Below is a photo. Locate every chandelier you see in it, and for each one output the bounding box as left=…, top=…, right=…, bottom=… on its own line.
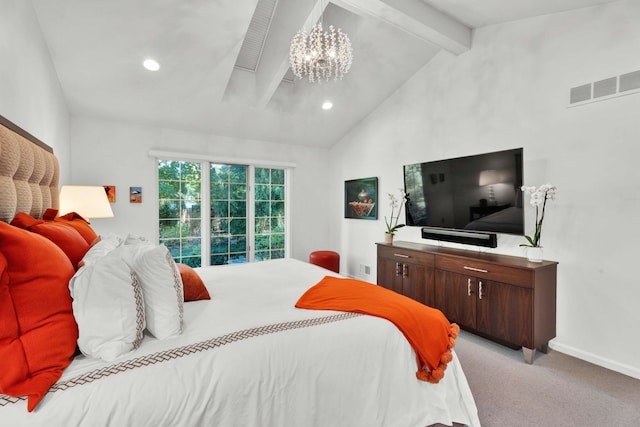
left=289, top=22, right=353, bottom=83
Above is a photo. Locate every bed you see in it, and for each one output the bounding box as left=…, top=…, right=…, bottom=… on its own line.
left=0, top=115, right=480, bottom=427
left=464, top=206, right=523, bottom=234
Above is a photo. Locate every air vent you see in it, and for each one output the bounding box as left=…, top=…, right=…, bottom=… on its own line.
left=620, top=70, right=640, bottom=92
left=570, top=84, right=591, bottom=103
left=234, top=0, right=279, bottom=72
left=593, top=77, right=616, bottom=98
left=569, top=69, right=640, bottom=106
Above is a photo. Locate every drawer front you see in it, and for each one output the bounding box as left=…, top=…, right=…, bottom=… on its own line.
left=378, top=245, right=435, bottom=267
left=436, top=255, right=533, bottom=288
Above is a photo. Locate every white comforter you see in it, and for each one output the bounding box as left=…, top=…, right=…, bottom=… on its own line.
left=1, top=258, right=480, bottom=427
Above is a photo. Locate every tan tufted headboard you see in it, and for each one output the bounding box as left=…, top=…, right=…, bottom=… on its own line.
left=0, top=115, right=60, bottom=222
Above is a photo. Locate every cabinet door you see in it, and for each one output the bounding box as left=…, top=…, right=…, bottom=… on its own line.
left=403, top=262, right=436, bottom=307
left=377, top=256, right=404, bottom=295
left=435, top=270, right=476, bottom=328
left=476, top=280, right=533, bottom=348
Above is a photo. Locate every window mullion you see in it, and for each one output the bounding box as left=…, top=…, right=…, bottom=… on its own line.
left=284, top=168, right=291, bottom=258
left=247, top=165, right=256, bottom=263
left=201, top=161, right=211, bottom=266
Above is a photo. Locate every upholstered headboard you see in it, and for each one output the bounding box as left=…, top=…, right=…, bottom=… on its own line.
left=0, top=115, right=59, bottom=222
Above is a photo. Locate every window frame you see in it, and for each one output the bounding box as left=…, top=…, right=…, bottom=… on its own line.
left=152, top=150, right=295, bottom=267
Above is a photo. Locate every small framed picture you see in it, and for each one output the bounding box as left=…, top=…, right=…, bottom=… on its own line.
left=103, top=185, right=116, bottom=203
left=129, top=186, right=142, bottom=203
left=344, top=177, right=378, bottom=220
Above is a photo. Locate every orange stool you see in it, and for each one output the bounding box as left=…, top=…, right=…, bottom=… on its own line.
left=309, top=250, right=340, bottom=273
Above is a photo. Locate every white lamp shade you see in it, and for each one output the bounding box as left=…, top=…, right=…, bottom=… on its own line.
left=479, top=170, right=502, bottom=186
left=59, top=186, right=114, bottom=219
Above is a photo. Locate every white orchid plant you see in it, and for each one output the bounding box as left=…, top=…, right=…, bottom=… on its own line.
left=520, top=184, right=557, bottom=248
left=385, top=189, right=407, bottom=235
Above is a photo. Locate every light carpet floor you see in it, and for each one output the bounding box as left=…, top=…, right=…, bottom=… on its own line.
left=452, top=330, right=640, bottom=426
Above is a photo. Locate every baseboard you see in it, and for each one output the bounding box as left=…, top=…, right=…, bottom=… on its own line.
left=550, top=342, right=640, bottom=380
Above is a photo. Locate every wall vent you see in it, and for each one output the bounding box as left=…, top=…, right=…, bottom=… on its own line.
left=569, top=69, right=640, bottom=107
left=619, top=70, right=640, bottom=92
left=570, top=84, right=591, bottom=103
left=593, top=77, right=616, bottom=98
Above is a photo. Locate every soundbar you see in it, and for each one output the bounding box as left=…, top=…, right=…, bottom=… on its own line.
left=421, top=227, right=497, bottom=248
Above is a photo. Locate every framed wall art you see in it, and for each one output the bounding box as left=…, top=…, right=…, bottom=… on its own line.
left=130, top=186, right=142, bottom=203
left=344, top=177, right=378, bottom=220
left=103, top=185, right=116, bottom=203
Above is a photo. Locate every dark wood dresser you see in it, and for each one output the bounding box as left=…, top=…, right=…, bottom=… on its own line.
left=377, top=241, right=558, bottom=363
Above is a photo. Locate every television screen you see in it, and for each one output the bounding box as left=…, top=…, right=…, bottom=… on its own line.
left=403, top=148, right=524, bottom=235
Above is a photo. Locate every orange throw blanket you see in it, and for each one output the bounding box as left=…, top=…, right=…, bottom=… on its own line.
left=295, top=276, right=459, bottom=383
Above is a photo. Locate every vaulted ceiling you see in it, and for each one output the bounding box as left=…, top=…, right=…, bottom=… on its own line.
left=31, top=0, right=618, bottom=147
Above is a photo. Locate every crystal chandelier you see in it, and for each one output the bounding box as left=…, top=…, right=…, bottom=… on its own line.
left=289, top=22, right=353, bottom=83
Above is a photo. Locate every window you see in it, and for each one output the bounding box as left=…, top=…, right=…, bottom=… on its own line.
left=210, top=164, right=248, bottom=265
left=158, top=159, right=289, bottom=267
left=158, top=161, right=202, bottom=267
left=254, top=167, right=285, bottom=261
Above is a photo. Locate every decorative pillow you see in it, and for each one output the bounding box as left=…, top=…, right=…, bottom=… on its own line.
left=0, top=222, right=77, bottom=412
left=9, top=211, right=42, bottom=229
left=79, top=233, right=123, bottom=267
left=27, top=221, right=90, bottom=269
left=42, top=208, right=59, bottom=220
left=124, top=233, right=150, bottom=245
left=69, top=246, right=146, bottom=362
left=55, top=212, right=98, bottom=245
left=177, top=263, right=211, bottom=302
left=127, top=244, right=184, bottom=340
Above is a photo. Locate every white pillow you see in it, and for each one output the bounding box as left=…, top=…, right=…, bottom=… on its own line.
left=127, top=244, right=184, bottom=340
left=124, top=233, right=150, bottom=245
left=80, top=233, right=123, bottom=266
left=69, top=247, right=146, bottom=362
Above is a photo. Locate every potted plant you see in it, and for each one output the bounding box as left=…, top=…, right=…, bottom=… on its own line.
left=520, top=184, right=557, bottom=262
left=384, top=189, right=407, bottom=244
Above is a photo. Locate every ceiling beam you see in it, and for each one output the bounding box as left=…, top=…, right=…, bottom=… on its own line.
left=254, top=0, right=471, bottom=108
left=254, top=0, right=323, bottom=108
left=334, top=0, right=471, bottom=54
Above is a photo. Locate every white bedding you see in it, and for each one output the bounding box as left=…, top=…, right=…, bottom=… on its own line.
left=1, top=258, right=480, bottom=427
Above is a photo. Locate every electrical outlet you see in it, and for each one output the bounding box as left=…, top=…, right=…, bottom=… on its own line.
left=357, top=264, right=371, bottom=275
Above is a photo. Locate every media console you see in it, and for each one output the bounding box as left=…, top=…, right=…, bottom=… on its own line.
left=376, top=241, right=558, bottom=363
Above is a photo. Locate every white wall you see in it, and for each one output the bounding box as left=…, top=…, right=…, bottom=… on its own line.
left=70, top=116, right=333, bottom=263
left=330, top=0, right=640, bottom=378
left=0, top=0, right=70, bottom=181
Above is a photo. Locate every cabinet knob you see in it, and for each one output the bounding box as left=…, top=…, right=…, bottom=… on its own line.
left=402, top=264, right=408, bottom=278
left=395, top=262, right=401, bottom=277
left=479, top=281, right=483, bottom=300
left=467, top=278, right=472, bottom=296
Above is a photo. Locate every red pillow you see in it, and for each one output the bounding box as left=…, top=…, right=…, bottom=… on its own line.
left=0, top=222, right=78, bottom=412
left=42, top=208, right=59, bottom=221
left=10, top=212, right=92, bottom=269
left=177, top=263, right=211, bottom=302
left=27, top=221, right=90, bottom=269
left=55, top=212, right=98, bottom=245
left=9, top=212, right=43, bottom=229
left=44, top=209, right=98, bottom=246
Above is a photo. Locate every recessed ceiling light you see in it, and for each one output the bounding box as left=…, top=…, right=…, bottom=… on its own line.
left=143, top=59, right=160, bottom=71
left=322, top=101, right=333, bottom=110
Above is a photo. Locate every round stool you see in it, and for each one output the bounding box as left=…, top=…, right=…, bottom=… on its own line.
left=309, top=250, right=340, bottom=273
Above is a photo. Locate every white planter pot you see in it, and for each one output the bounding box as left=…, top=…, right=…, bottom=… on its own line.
left=526, top=246, right=543, bottom=262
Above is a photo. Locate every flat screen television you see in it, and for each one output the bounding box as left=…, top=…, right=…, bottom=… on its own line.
left=403, top=148, right=524, bottom=236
